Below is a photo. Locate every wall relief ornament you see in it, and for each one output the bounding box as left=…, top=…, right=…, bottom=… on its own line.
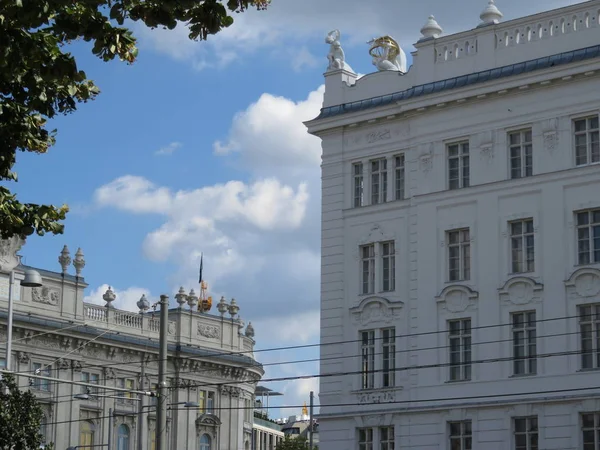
left=32, top=286, right=60, bottom=306
left=350, top=297, right=403, bottom=327
left=566, top=268, right=600, bottom=298
left=0, top=236, right=24, bottom=272
left=30, top=337, right=61, bottom=350
left=357, top=390, right=396, bottom=405
left=498, top=277, right=543, bottom=306
left=71, top=360, right=83, bottom=372
left=419, top=148, right=434, bottom=173
left=364, top=415, right=384, bottom=427
left=436, top=285, right=479, bottom=313
left=198, top=324, right=220, bottom=339
left=366, top=129, right=391, bottom=144
left=17, top=351, right=30, bottom=363
left=479, top=144, right=494, bottom=164
left=543, top=132, right=558, bottom=152
left=57, top=359, right=70, bottom=370
left=168, top=322, right=176, bottom=335
left=103, top=367, right=116, bottom=379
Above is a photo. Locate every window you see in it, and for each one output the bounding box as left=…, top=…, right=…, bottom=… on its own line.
left=117, top=424, right=130, bottom=450
left=582, top=412, right=600, bottom=449
left=576, top=209, right=600, bottom=265
left=361, top=330, right=375, bottom=389
left=0, top=358, right=5, bottom=379
left=574, top=116, right=599, bottom=166
left=81, top=372, right=99, bottom=395
left=79, top=421, right=95, bottom=448
left=448, top=142, right=470, bottom=190
left=39, top=415, right=47, bottom=444
left=198, top=390, right=215, bottom=413
left=380, top=427, right=394, bottom=450
left=32, top=363, right=51, bottom=391
left=360, top=244, right=375, bottom=295
left=512, top=312, right=537, bottom=375
left=509, top=129, right=533, bottom=179
left=395, top=154, right=405, bottom=200
left=514, top=416, right=538, bottom=450
left=447, top=229, right=471, bottom=281
left=381, top=241, right=395, bottom=292
left=448, top=319, right=471, bottom=381
left=510, top=219, right=535, bottom=273
left=579, top=304, right=600, bottom=369
left=449, top=420, right=472, bottom=450
left=358, top=428, right=373, bottom=450
left=199, top=434, right=211, bottom=450
left=353, top=163, right=364, bottom=207
left=117, top=378, right=135, bottom=403
left=370, top=159, right=387, bottom=204
left=382, top=328, right=395, bottom=388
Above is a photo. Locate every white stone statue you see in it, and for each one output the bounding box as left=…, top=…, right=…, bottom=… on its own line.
left=368, top=36, right=407, bottom=73
left=325, top=29, right=353, bottom=72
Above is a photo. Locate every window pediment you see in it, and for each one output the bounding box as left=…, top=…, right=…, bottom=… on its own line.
left=196, top=413, right=221, bottom=428
left=350, top=296, right=403, bottom=326
left=498, top=276, right=543, bottom=306
left=436, top=285, right=478, bottom=313
left=357, top=224, right=395, bottom=247
left=566, top=267, right=600, bottom=299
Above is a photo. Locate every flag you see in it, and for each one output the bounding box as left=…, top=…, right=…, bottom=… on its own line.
left=198, top=253, right=203, bottom=284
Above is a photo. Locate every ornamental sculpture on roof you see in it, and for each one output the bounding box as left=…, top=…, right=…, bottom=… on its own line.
left=368, top=35, right=407, bottom=73
left=325, top=29, right=353, bottom=72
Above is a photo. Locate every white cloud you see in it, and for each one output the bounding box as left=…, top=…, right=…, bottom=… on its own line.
left=253, top=310, right=320, bottom=345
left=84, top=284, right=151, bottom=313
left=155, top=141, right=182, bottom=156
left=135, top=0, right=583, bottom=70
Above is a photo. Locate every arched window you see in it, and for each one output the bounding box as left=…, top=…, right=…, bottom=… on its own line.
left=39, top=415, right=47, bottom=444
left=79, top=421, right=95, bottom=448
left=199, top=434, right=211, bottom=450
left=117, top=424, right=130, bottom=450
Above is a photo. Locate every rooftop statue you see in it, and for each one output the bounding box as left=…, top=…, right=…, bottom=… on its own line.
left=326, top=29, right=353, bottom=72
left=368, top=36, right=407, bottom=73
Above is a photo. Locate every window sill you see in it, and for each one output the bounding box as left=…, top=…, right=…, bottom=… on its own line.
left=445, top=379, right=472, bottom=384
left=577, top=367, right=600, bottom=373
left=508, top=373, right=537, bottom=378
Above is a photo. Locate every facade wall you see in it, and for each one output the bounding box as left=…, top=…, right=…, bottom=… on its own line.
left=0, top=261, right=261, bottom=450
left=308, top=1, right=600, bottom=449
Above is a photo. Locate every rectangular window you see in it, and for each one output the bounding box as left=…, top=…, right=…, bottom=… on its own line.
left=447, top=229, right=471, bottom=281
left=579, top=304, right=600, bottom=369
left=510, top=219, right=535, bottom=273
left=358, top=428, right=373, bottom=450
left=371, top=159, right=387, bottom=204
left=81, top=372, right=99, bottom=395
left=448, top=142, right=470, bottom=190
left=382, top=328, right=395, bottom=388
left=353, top=163, right=364, bottom=207
left=361, top=244, right=375, bottom=295
left=361, top=330, right=375, bottom=389
left=32, top=363, right=51, bottom=391
left=395, top=154, right=405, bottom=201
left=509, top=129, right=533, bottom=179
left=199, top=390, right=215, bottom=413
left=449, top=420, right=472, bottom=450
left=380, top=426, right=394, bottom=450
left=0, top=358, right=5, bottom=380
left=576, top=209, right=600, bottom=265
left=512, top=312, right=537, bottom=375
left=514, top=416, right=538, bottom=450
left=448, top=319, right=471, bottom=381
left=381, top=241, right=395, bottom=292
left=582, top=412, right=600, bottom=449
left=574, top=116, right=600, bottom=166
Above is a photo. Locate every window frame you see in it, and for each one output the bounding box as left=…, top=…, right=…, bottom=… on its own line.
left=379, top=426, right=394, bottom=450
left=448, top=319, right=472, bottom=382
left=116, top=377, right=135, bottom=403
left=198, top=390, right=216, bottom=414
left=512, top=311, right=537, bottom=376
left=394, top=154, right=405, bottom=201
left=357, top=427, right=373, bottom=450
left=32, top=362, right=51, bottom=391
left=579, top=304, right=600, bottom=369
left=117, top=424, right=130, bottom=450
left=370, top=158, right=388, bottom=205
left=353, top=162, right=364, bottom=208
left=381, top=328, right=395, bottom=388
left=447, top=141, right=470, bottom=190
left=513, top=416, right=538, bottom=450
left=381, top=241, right=395, bottom=292
left=448, top=420, right=472, bottom=450
left=199, top=433, right=212, bottom=450
left=447, top=228, right=471, bottom=282
left=81, top=371, right=99, bottom=395
left=508, top=129, right=533, bottom=179
left=576, top=208, right=600, bottom=266
left=510, top=219, right=535, bottom=274
left=573, top=115, right=600, bottom=166
left=360, top=244, right=376, bottom=295
left=360, top=330, right=375, bottom=390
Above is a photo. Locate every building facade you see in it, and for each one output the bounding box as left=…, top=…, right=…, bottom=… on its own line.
left=0, top=240, right=262, bottom=450
left=306, top=1, right=600, bottom=449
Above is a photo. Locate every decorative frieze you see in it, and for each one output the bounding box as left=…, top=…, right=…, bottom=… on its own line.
left=357, top=390, right=396, bottom=405
left=198, top=324, right=220, bottom=340
left=32, top=286, right=60, bottom=306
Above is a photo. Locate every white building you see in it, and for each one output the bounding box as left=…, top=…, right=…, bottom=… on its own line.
left=306, top=1, right=600, bottom=449
left=0, top=240, right=262, bottom=450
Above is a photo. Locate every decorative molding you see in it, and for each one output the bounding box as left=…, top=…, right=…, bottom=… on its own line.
left=498, top=277, right=543, bottom=305
left=366, top=129, right=391, bottom=144
left=72, top=360, right=83, bottom=372
left=219, top=385, right=242, bottom=397
left=103, top=367, right=117, bottom=380
left=543, top=131, right=559, bottom=152
left=57, top=359, right=70, bottom=370
left=480, top=144, right=494, bottom=164
left=350, top=296, right=404, bottom=327
left=419, top=144, right=434, bottom=173
left=168, top=322, right=176, bottom=335
left=357, top=224, right=396, bottom=248
left=436, top=285, right=479, bottom=313
left=356, top=389, right=397, bottom=405
left=31, top=286, right=60, bottom=306
left=17, top=351, right=30, bottom=364
left=198, top=324, right=220, bottom=340
left=364, top=415, right=385, bottom=427
left=566, top=267, right=600, bottom=299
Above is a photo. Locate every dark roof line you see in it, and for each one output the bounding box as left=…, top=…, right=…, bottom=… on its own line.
left=316, top=44, right=600, bottom=120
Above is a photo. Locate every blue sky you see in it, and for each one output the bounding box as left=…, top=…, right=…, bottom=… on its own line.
left=9, top=0, right=580, bottom=418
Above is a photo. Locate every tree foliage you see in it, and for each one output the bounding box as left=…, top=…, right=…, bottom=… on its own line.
left=0, top=0, right=270, bottom=239
left=275, top=435, right=318, bottom=450
left=0, top=373, right=54, bottom=449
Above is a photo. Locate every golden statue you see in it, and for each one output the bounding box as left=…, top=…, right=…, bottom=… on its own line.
left=367, top=35, right=407, bottom=72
